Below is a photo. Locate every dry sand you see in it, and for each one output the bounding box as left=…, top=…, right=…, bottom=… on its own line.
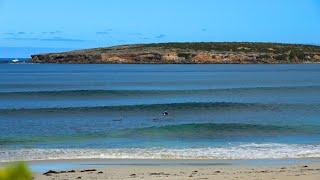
left=34, top=162, right=320, bottom=180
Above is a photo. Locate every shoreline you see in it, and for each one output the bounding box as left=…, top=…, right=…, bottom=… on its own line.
left=2, top=158, right=319, bottom=172
left=3, top=62, right=320, bottom=65
left=27, top=158, right=320, bottom=180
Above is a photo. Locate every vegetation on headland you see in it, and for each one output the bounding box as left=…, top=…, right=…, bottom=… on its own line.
left=143, top=42, right=319, bottom=53
left=31, top=42, right=320, bottom=64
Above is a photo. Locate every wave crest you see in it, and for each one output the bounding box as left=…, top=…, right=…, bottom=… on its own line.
left=2, top=143, right=320, bottom=162
left=110, top=123, right=320, bottom=138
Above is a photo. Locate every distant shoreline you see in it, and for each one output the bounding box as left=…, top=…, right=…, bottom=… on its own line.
left=31, top=42, right=320, bottom=64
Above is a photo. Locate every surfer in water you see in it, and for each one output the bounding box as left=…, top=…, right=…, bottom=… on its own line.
left=162, top=111, right=169, bottom=116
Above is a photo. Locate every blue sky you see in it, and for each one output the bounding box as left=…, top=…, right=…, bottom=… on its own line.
left=1, top=0, right=320, bottom=57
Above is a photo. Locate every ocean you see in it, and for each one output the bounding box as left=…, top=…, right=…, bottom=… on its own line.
left=1, top=64, right=320, bottom=162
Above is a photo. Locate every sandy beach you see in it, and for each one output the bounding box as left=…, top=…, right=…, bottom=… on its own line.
left=34, top=164, right=320, bottom=180
left=30, top=159, right=320, bottom=180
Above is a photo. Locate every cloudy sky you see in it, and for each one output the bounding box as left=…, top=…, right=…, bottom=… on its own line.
left=1, top=0, right=320, bottom=57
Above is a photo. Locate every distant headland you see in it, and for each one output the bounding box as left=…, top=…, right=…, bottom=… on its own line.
left=31, top=42, right=320, bottom=64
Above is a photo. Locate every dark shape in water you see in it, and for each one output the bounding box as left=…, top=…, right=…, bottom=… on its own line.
left=162, top=111, right=169, bottom=116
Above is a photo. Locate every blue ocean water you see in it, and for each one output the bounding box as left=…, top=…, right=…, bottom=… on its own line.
left=0, top=64, right=320, bottom=161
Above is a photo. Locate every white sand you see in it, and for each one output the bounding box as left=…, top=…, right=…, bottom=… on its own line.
left=33, top=160, right=320, bottom=180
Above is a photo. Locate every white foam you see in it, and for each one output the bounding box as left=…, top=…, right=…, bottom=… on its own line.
left=1, top=143, right=320, bottom=162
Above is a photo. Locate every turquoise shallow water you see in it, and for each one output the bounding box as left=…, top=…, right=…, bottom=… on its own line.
left=0, top=64, right=320, bottom=161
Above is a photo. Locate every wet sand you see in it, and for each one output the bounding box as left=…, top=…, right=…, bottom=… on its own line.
left=31, top=159, right=320, bottom=180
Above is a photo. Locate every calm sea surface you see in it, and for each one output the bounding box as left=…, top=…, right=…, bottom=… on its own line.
left=1, top=64, right=320, bottom=161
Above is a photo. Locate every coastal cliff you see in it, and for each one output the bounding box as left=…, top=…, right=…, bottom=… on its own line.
left=31, top=42, right=320, bottom=64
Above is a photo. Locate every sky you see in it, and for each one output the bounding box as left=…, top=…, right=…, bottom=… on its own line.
left=1, top=0, right=320, bottom=57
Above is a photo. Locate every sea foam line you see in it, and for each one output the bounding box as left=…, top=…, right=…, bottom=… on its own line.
left=1, top=143, right=320, bottom=162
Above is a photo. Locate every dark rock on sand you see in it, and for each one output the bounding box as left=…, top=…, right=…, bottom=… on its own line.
left=80, top=169, right=97, bottom=172
left=43, top=170, right=58, bottom=176
left=149, top=172, right=170, bottom=176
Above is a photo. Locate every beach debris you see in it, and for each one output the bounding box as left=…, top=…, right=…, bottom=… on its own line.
left=130, top=173, right=137, bottom=176
left=76, top=176, right=82, bottom=179
left=214, top=170, right=221, bottom=173
left=149, top=172, right=170, bottom=176
left=43, top=169, right=76, bottom=176
left=80, top=169, right=97, bottom=172
left=303, top=165, right=308, bottom=168
left=43, top=170, right=58, bottom=175
left=98, top=171, right=103, bottom=174
left=191, top=170, right=198, bottom=175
